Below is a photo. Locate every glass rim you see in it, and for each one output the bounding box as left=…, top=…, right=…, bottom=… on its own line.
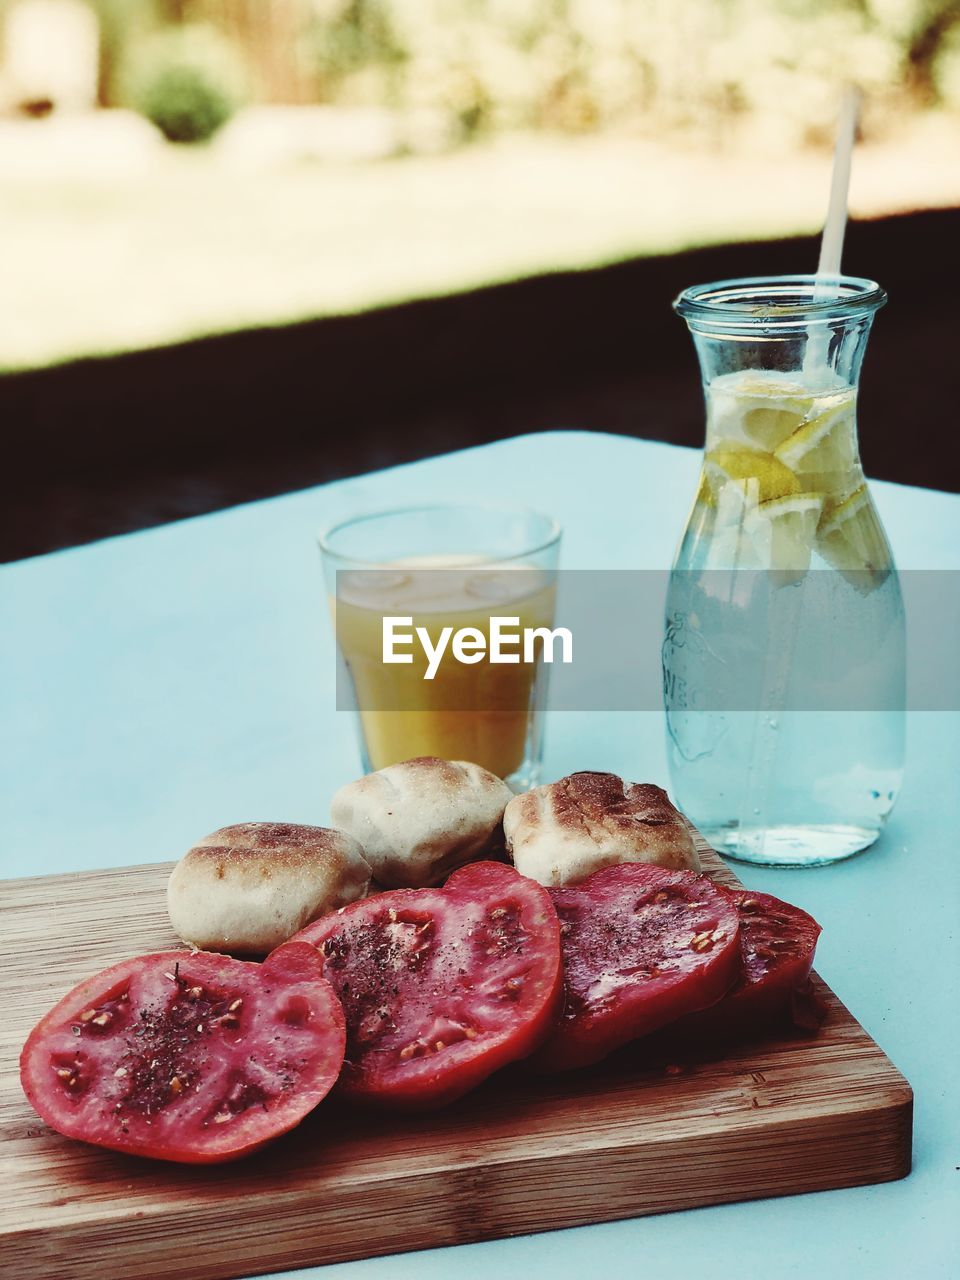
left=318, top=500, right=562, bottom=568
left=674, top=273, right=887, bottom=328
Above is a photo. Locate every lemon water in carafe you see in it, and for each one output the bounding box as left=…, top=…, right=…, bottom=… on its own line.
left=663, top=277, right=905, bottom=866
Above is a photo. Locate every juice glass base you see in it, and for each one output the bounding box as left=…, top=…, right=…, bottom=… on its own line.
left=504, top=756, right=542, bottom=794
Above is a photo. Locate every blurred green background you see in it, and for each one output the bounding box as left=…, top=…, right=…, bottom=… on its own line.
left=1, top=0, right=959, bottom=370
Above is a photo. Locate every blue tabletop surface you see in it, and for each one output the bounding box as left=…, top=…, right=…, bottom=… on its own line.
left=2, top=432, right=958, bottom=1279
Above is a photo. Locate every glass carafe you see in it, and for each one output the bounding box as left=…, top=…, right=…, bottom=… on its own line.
left=662, top=275, right=905, bottom=867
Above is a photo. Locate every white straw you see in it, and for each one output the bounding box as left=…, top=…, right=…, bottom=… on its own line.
left=816, top=85, right=861, bottom=287
left=805, top=86, right=861, bottom=377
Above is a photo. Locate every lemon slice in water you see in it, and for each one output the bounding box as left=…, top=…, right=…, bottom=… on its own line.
left=693, top=471, right=715, bottom=509
left=709, top=373, right=816, bottom=450
left=705, top=445, right=803, bottom=504
left=816, top=484, right=891, bottom=591
left=746, top=492, right=823, bottom=582
left=704, top=498, right=760, bottom=571
left=739, top=384, right=815, bottom=451
left=774, top=401, right=857, bottom=491
left=743, top=401, right=811, bottom=451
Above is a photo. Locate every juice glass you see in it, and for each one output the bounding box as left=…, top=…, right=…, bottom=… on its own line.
left=320, top=503, right=561, bottom=790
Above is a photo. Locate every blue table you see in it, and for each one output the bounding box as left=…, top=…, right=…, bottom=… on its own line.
left=3, top=432, right=958, bottom=1279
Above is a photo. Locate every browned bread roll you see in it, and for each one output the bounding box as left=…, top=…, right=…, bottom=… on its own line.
left=167, top=822, right=371, bottom=955
left=503, top=772, right=700, bottom=886
left=330, top=757, right=514, bottom=888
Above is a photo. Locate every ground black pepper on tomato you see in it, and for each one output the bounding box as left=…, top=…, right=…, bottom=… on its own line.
left=278, top=861, right=562, bottom=1107
left=19, top=943, right=345, bottom=1163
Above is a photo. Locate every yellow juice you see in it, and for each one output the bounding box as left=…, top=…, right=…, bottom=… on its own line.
left=334, top=558, right=556, bottom=779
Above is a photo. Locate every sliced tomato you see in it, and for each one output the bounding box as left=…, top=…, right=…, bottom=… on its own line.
left=280, top=861, right=562, bottom=1108
left=534, top=864, right=742, bottom=1070
left=19, top=943, right=345, bottom=1163
left=691, top=889, right=824, bottom=1034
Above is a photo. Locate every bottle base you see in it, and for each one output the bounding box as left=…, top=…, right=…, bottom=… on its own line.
left=703, top=823, right=882, bottom=868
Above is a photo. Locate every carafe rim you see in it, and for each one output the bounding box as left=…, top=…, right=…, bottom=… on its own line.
left=674, top=274, right=886, bottom=331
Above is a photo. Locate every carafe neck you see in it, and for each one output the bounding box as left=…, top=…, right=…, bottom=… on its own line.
left=675, top=274, right=885, bottom=402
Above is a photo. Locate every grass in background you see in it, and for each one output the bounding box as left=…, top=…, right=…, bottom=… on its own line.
left=1, top=115, right=959, bottom=372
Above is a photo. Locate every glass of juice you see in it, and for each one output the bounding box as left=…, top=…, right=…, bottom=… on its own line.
left=319, top=504, right=561, bottom=790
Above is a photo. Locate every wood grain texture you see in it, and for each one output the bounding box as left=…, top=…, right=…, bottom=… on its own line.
left=0, top=840, right=913, bottom=1280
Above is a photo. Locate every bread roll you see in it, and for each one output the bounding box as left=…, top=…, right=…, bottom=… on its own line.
left=330, top=757, right=514, bottom=888
left=167, top=822, right=371, bottom=955
left=503, top=772, right=700, bottom=886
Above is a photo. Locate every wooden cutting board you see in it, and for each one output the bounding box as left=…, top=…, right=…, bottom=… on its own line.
left=1, top=840, right=912, bottom=1280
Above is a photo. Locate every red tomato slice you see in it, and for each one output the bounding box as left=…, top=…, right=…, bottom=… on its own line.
left=19, top=943, right=345, bottom=1164
left=534, top=864, right=742, bottom=1070
left=700, top=889, right=823, bottom=1032
left=280, top=861, right=562, bottom=1108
